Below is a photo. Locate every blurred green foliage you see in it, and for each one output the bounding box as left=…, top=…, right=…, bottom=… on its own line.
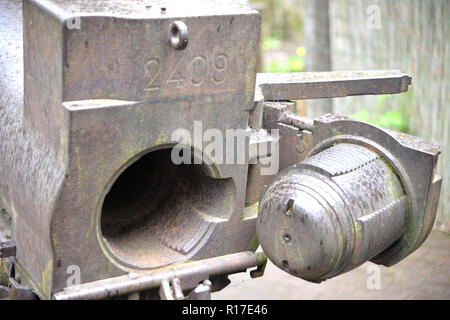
left=266, top=54, right=305, bottom=73
left=262, top=36, right=282, bottom=51
left=350, top=94, right=410, bottom=133
left=251, top=0, right=304, bottom=72
left=262, top=32, right=306, bottom=73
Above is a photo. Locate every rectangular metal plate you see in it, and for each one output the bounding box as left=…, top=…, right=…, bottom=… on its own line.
left=257, top=70, right=412, bottom=100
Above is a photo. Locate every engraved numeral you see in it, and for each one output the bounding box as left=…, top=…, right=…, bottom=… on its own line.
left=212, top=53, right=227, bottom=84
left=144, top=59, right=161, bottom=92
left=145, top=52, right=229, bottom=93
left=190, top=56, right=206, bottom=86
left=167, top=57, right=186, bottom=88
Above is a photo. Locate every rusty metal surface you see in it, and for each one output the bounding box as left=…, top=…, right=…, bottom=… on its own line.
left=245, top=127, right=280, bottom=206
left=257, top=143, right=406, bottom=282
left=311, top=115, right=441, bottom=267
left=256, top=109, right=441, bottom=282
left=0, top=0, right=442, bottom=300
left=0, top=0, right=65, bottom=298
left=53, top=251, right=266, bottom=300
left=35, top=0, right=257, bottom=18
left=8, top=277, right=38, bottom=300
left=0, top=285, right=8, bottom=299
left=0, top=211, right=16, bottom=258
left=256, top=70, right=412, bottom=100
left=0, top=0, right=261, bottom=299
left=279, top=112, right=314, bottom=131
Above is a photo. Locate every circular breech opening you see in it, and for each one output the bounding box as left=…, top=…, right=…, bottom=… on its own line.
left=100, top=148, right=234, bottom=269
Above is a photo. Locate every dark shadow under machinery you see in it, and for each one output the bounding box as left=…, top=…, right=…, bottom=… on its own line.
left=0, top=0, right=442, bottom=300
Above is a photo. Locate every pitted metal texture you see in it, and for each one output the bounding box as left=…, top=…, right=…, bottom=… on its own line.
left=257, top=143, right=407, bottom=282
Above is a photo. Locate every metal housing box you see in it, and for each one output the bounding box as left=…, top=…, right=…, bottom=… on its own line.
left=3, top=0, right=261, bottom=298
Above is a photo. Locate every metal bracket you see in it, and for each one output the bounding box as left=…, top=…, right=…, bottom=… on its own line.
left=8, top=278, right=38, bottom=300
left=159, top=278, right=185, bottom=300
left=184, top=280, right=212, bottom=300
left=159, top=278, right=212, bottom=300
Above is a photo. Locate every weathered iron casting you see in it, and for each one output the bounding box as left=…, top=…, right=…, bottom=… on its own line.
left=256, top=116, right=441, bottom=282
left=0, top=0, right=442, bottom=300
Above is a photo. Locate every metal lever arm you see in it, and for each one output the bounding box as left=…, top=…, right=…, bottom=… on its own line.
left=256, top=70, right=412, bottom=101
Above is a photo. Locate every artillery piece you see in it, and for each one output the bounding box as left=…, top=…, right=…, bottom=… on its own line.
left=0, top=0, right=441, bottom=300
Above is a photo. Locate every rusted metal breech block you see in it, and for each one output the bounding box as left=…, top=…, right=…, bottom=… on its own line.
left=0, top=0, right=442, bottom=300
left=252, top=71, right=441, bottom=283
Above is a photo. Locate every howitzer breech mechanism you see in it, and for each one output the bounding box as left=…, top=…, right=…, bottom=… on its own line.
left=0, top=0, right=442, bottom=300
